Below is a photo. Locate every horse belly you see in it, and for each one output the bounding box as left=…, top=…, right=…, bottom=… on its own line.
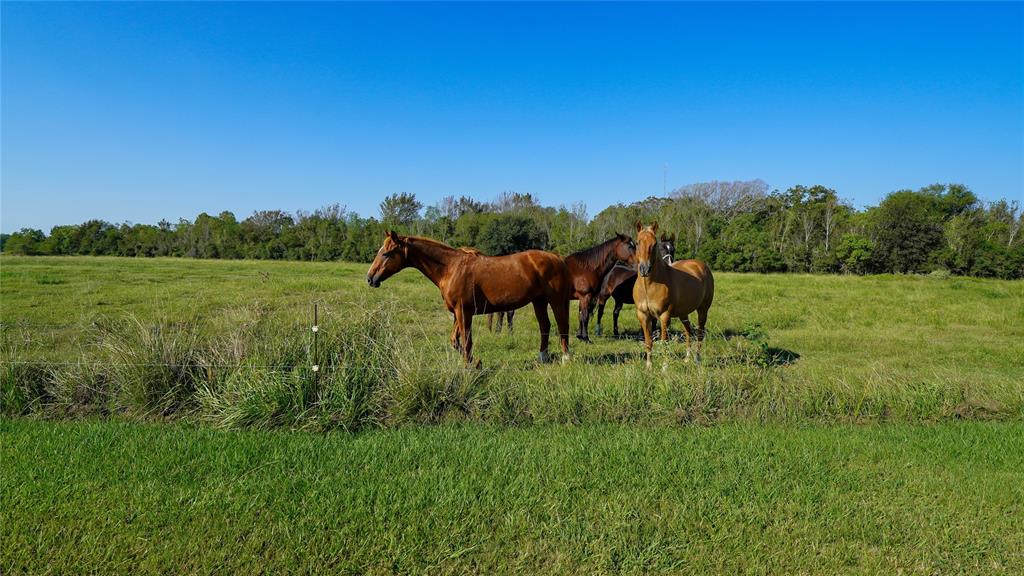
left=472, top=265, right=537, bottom=312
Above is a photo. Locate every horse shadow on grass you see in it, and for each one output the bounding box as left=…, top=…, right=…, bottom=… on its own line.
left=578, top=351, right=643, bottom=365
left=590, top=326, right=800, bottom=368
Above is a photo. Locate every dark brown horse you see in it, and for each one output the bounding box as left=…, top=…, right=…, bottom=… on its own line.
left=564, top=234, right=636, bottom=342
left=633, top=222, right=714, bottom=368
left=367, top=231, right=571, bottom=365
left=486, top=311, right=514, bottom=333
left=595, top=233, right=676, bottom=336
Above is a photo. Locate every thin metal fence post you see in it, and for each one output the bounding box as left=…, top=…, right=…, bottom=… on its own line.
left=312, top=303, right=320, bottom=381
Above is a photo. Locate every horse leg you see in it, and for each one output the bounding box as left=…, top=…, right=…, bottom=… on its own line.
left=681, top=318, right=695, bottom=363
left=637, top=310, right=654, bottom=369
left=487, top=313, right=494, bottom=332
left=496, top=311, right=503, bottom=334
left=576, top=295, right=592, bottom=342
left=659, top=311, right=672, bottom=342
left=551, top=298, right=571, bottom=361
left=613, top=299, right=623, bottom=336
left=532, top=300, right=552, bottom=363
left=460, top=307, right=479, bottom=368
left=595, top=298, right=605, bottom=337
left=507, top=310, right=514, bottom=334
left=696, top=305, right=710, bottom=364
left=451, top=315, right=462, bottom=352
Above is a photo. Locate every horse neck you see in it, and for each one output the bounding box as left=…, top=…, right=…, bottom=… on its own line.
left=584, top=238, right=621, bottom=275
left=406, top=240, right=460, bottom=288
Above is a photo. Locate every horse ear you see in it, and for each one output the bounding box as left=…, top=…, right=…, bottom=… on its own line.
left=635, top=220, right=642, bottom=233
left=386, top=230, right=398, bottom=241
left=670, top=233, right=676, bottom=242
left=651, top=221, right=659, bottom=234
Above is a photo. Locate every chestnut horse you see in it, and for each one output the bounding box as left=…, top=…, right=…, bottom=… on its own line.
left=594, top=233, right=676, bottom=337
left=367, top=231, right=571, bottom=365
left=565, top=234, right=636, bottom=342
left=632, top=222, right=714, bottom=368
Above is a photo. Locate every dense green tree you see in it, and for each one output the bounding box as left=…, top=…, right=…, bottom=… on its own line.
left=834, top=233, right=875, bottom=274
left=379, top=192, right=422, bottom=228
left=2, top=229, right=45, bottom=255
left=869, top=191, right=944, bottom=273
left=4, top=182, right=1019, bottom=279
left=477, top=215, right=548, bottom=256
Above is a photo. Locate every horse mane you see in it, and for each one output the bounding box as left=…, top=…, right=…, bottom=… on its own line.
left=401, top=235, right=459, bottom=251
left=567, top=236, right=621, bottom=269
left=459, top=247, right=484, bottom=256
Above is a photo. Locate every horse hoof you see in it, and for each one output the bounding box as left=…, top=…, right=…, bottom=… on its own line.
left=561, top=354, right=569, bottom=365
left=538, top=352, right=550, bottom=364
left=646, top=360, right=653, bottom=369
left=595, top=326, right=602, bottom=336
left=661, top=361, right=669, bottom=372
left=474, top=359, right=483, bottom=369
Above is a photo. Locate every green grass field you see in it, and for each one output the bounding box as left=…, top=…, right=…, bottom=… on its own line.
left=3, top=419, right=1023, bottom=574
left=2, top=256, right=1023, bottom=573
left=2, top=256, right=1022, bottom=424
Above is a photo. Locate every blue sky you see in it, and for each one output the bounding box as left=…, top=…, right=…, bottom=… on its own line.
left=2, top=2, right=1022, bottom=233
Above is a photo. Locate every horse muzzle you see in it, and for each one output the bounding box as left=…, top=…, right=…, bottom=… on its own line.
left=637, top=262, right=651, bottom=277
left=367, top=274, right=381, bottom=288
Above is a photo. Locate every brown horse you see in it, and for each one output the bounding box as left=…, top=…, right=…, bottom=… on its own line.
left=565, top=234, right=636, bottom=342
left=633, top=222, right=714, bottom=368
left=594, top=233, right=676, bottom=337
left=367, top=231, right=571, bottom=365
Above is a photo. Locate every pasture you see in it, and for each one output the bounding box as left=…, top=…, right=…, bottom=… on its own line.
left=2, top=256, right=1021, bottom=425
left=2, top=256, right=1023, bottom=573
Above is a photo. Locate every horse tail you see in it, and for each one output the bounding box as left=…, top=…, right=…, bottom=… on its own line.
left=702, top=265, right=715, bottom=311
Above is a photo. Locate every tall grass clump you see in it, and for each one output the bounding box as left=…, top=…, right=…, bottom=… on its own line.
left=0, top=331, right=50, bottom=415
left=97, top=317, right=207, bottom=416
left=46, top=361, right=111, bottom=417
left=197, top=301, right=400, bottom=431
left=386, top=354, right=494, bottom=424
left=0, top=362, right=50, bottom=416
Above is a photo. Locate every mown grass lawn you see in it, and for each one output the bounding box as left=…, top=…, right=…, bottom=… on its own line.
left=2, top=419, right=1023, bottom=574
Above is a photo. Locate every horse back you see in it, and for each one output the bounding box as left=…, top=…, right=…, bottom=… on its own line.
left=468, top=250, right=571, bottom=308
left=670, top=259, right=714, bottom=308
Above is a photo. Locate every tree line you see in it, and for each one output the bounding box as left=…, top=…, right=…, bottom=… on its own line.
left=2, top=182, right=1021, bottom=279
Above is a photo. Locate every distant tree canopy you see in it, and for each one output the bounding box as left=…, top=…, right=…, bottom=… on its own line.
left=3, top=182, right=1022, bottom=279
left=477, top=215, right=548, bottom=256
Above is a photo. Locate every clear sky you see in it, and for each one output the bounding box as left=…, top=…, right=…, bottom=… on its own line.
left=2, top=2, right=1022, bottom=233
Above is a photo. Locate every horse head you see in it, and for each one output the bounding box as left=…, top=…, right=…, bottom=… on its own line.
left=367, top=230, right=408, bottom=287
left=613, top=232, right=637, bottom=266
left=659, top=232, right=677, bottom=264
left=634, top=220, right=660, bottom=277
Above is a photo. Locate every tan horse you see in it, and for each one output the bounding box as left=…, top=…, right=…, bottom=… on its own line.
left=632, top=222, right=714, bottom=368
left=367, top=231, right=571, bottom=366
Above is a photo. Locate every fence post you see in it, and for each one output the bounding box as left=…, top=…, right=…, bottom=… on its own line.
left=312, top=303, right=320, bottom=381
